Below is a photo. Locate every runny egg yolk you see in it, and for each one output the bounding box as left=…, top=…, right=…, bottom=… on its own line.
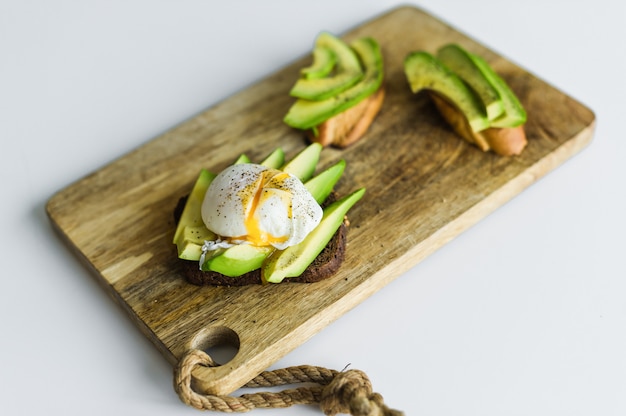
left=201, top=163, right=322, bottom=250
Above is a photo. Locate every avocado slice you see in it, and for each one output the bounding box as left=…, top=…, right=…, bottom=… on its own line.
left=468, top=53, right=527, bottom=128
left=177, top=225, right=214, bottom=260
left=259, top=147, right=285, bottom=169
left=201, top=244, right=274, bottom=276
left=173, top=169, right=217, bottom=259
left=284, top=37, right=384, bottom=131
left=262, top=187, right=366, bottom=284
left=233, top=153, right=251, bottom=164
left=280, top=142, right=322, bottom=182
left=436, top=44, right=504, bottom=121
left=301, top=46, right=336, bottom=80
left=289, top=32, right=364, bottom=101
left=304, top=159, right=345, bottom=204
left=404, top=51, right=490, bottom=132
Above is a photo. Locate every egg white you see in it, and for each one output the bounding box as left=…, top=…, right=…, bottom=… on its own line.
left=201, top=163, right=322, bottom=250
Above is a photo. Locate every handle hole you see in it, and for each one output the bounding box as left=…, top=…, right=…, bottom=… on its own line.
left=191, top=326, right=240, bottom=366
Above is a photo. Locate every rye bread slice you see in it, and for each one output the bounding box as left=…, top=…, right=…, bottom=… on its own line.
left=173, top=194, right=348, bottom=286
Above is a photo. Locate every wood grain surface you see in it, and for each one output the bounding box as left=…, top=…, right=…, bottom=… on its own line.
left=46, top=5, right=595, bottom=395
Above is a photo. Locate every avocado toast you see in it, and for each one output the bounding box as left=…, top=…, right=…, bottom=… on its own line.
left=173, top=144, right=365, bottom=286
left=284, top=32, right=385, bottom=148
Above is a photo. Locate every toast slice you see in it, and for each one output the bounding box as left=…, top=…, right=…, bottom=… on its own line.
left=307, top=86, right=385, bottom=148
left=430, top=92, right=527, bottom=156
left=174, top=194, right=348, bottom=286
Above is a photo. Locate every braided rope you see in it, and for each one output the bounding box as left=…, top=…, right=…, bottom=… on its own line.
left=174, top=349, right=403, bottom=415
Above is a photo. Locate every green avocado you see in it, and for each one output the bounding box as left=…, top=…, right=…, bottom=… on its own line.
left=173, top=169, right=216, bottom=259
left=404, top=51, right=490, bottom=132
left=262, top=187, right=366, bottom=284
left=436, top=44, right=504, bottom=121
left=300, top=46, right=336, bottom=80
left=201, top=244, right=274, bottom=276
left=280, top=142, right=322, bottom=182
left=468, top=52, right=527, bottom=128
left=176, top=225, right=214, bottom=260
left=304, top=159, right=345, bottom=204
left=259, top=147, right=285, bottom=169
left=284, top=37, right=384, bottom=131
left=289, top=32, right=363, bottom=101
left=233, top=153, right=251, bottom=164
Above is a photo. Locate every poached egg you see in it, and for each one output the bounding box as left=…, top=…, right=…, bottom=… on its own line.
left=201, top=163, right=322, bottom=250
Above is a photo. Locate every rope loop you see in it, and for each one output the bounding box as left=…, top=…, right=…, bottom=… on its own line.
left=173, top=349, right=403, bottom=415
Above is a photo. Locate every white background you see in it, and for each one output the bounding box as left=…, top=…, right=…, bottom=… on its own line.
left=2, top=1, right=625, bottom=415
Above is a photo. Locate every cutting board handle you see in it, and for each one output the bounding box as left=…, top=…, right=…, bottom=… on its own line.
left=174, top=347, right=403, bottom=414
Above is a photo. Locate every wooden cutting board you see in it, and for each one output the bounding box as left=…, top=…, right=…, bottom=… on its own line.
left=46, top=5, right=595, bottom=395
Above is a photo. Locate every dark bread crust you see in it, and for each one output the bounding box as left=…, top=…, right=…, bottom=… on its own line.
left=173, top=194, right=347, bottom=286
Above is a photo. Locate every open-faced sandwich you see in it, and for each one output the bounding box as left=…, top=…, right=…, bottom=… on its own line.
left=404, top=43, right=527, bottom=156
left=173, top=143, right=365, bottom=286
left=283, top=32, right=385, bottom=148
